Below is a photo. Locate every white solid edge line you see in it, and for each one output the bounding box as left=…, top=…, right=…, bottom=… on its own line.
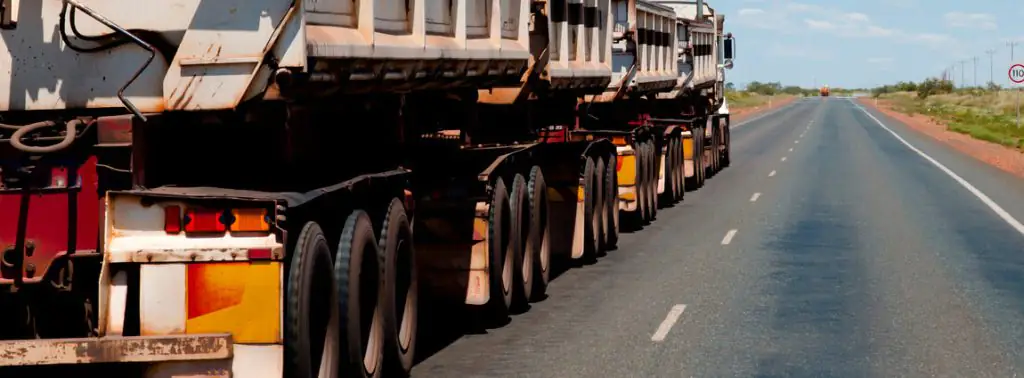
left=651, top=304, right=687, bottom=342
left=730, top=101, right=799, bottom=129
left=750, top=192, right=761, bottom=202
left=769, top=170, right=777, bottom=177
left=721, top=229, right=738, bottom=245
left=850, top=100, right=1024, bottom=237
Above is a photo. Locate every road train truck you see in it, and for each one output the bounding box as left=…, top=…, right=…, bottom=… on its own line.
left=0, top=0, right=734, bottom=376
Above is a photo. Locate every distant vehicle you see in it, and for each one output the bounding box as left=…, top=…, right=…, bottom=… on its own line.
left=820, top=85, right=831, bottom=97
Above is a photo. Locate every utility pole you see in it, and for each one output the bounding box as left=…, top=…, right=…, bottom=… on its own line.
left=1011, top=41, right=1022, bottom=127
left=973, top=56, right=979, bottom=87
left=961, top=60, right=967, bottom=88
left=987, top=49, right=996, bottom=86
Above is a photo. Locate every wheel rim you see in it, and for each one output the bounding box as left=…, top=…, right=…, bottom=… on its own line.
left=539, top=195, right=551, bottom=274
left=502, top=243, right=513, bottom=294
left=318, top=293, right=340, bottom=378
left=395, top=238, right=415, bottom=351
left=363, top=308, right=382, bottom=376
left=522, top=228, right=533, bottom=286
left=540, top=225, right=551, bottom=273
left=317, top=266, right=341, bottom=378
left=359, top=240, right=382, bottom=376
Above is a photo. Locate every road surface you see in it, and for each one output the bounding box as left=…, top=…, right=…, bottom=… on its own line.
left=412, top=97, right=1024, bottom=377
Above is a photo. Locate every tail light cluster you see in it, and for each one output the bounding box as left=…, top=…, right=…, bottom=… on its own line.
left=164, top=206, right=271, bottom=234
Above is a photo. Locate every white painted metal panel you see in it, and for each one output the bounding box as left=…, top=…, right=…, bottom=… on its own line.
left=305, top=0, right=531, bottom=89
left=606, top=0, right=676, bottom=95
left=0, top=0, right=530, bottom=112
left=544, top=0, right=614, bottom=90
left=139, top=264, right=187, bottom=336
left=0, top=0, right=182, bottom=112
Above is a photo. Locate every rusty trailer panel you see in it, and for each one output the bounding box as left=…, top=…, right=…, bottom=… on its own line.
left=0, top=334, right=232, bottom=367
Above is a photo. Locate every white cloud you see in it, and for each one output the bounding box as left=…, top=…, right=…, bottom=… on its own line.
left=888, top=0, right=918, bottom=8
left=844, top=13, right=870, bottom=22
left=738, top=8, right=765, bottom=16
left=804, top=19, right=835, bottom=30
left=768, top=42, right=833, bottom=61
left=733, top=0, right=960, bottom=52
left=735, top=7, right=789, bottom=30
left=944, top=12, right=998, bottom=30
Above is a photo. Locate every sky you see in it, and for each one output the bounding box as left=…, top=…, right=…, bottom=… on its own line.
left=719, top=0, right=1024, bottom=89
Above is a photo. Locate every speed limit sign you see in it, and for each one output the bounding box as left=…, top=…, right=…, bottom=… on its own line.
left=1010, top=62, right=1024, bottom=87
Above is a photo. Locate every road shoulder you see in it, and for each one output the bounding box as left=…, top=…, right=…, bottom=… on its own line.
left=730, top=96, right=798, bottom=123
left=859, top=97, right=1024, bottom=178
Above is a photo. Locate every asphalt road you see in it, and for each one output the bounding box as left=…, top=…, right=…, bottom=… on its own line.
left=412, top=98, right=1024, bottom=377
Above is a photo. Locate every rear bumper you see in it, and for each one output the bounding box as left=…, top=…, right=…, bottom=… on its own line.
left=0, top=334, right=231, bottom=367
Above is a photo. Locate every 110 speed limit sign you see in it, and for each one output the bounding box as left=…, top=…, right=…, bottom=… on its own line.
left=1011, top=62, right=1024, bottom=87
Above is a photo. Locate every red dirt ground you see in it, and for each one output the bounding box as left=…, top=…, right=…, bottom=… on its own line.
left=730, top=96, right=797, bottom=124
left=859, top=98, right=1024, bottom=178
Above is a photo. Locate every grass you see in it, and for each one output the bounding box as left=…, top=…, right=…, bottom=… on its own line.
left=878, top=91, right=1024, bottom=150
left=725, top=91, right=796, bottom=110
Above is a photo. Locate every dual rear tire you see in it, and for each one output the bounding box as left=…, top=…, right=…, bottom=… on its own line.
left=285, top=200, right=417, bottom=378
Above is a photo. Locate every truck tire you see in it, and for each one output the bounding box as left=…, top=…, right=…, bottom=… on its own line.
left=509, top=174, right=531, bottom=310
left=594, top=157, right=607, bottom=256
left=378, top=199, right=417, bottom=377
left=646, top=142, right=658, bottom=220
left=660, top=138, right=675, bottom=204
left=527, top=166, right=552, bottom=300
left=696, top=126, right=706, bottom=188
left=603, top=155, right=619, bottom=250
left=722, top=118, right=732, bottom=168
left=636, top=142, right=649, bottom=224
left=710, top=126, right=720, bottom=176
left=486, top=178, right=514, bottom=322
left=670, top=137, right=681, bottom=202
left=673, top=136, right=685, bottom=200
left=582, top=157, right=600, bottom=261
left=334, top=212, right=384, bottom=378
left=687, top=127, right=704, bottom=190
left=286, top=222, right=345, bottom=378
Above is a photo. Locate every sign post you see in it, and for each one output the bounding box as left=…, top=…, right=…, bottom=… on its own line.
left=1008, top=63, right=1024, bottom=128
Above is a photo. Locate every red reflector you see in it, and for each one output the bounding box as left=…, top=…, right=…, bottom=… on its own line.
left=185, top=208, right=226, bottom=233
left=616, top=157, right=623, bottom=171
left=248, top=248, right=272, bottom=260
left=165, top=206, right=182, bottom=234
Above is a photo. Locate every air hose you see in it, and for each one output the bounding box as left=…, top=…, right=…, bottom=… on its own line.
left=1, top=119, right=81, bottom=153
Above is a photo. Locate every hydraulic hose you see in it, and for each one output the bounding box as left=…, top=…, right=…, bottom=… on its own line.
left=6, top=119, right=81, bottom=154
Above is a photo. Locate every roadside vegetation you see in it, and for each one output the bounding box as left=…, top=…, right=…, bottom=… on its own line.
left=725, top=81, right=869, bottom=110
left=871, top=78, right=1024, bottom=149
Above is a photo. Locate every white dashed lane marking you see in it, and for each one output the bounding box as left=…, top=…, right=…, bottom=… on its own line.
left=721, top=229, right=738, bottom=245
left=651, top=305, right=687, bottom=342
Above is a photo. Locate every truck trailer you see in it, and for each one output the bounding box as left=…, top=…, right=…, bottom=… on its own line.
left=0, top=0, right=735, bottom=376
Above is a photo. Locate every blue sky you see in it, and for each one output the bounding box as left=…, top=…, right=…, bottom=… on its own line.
left=719, top=0, right=1024, bottom=89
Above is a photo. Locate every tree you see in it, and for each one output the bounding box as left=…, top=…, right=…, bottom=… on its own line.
left=726, top=82, right=735, bottom=91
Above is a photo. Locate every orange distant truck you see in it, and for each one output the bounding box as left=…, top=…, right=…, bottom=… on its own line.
left=820, top=85, right=831, bottom=96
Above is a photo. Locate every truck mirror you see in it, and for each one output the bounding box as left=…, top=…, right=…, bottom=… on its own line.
left=723, top=37, right=734, bottom=60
